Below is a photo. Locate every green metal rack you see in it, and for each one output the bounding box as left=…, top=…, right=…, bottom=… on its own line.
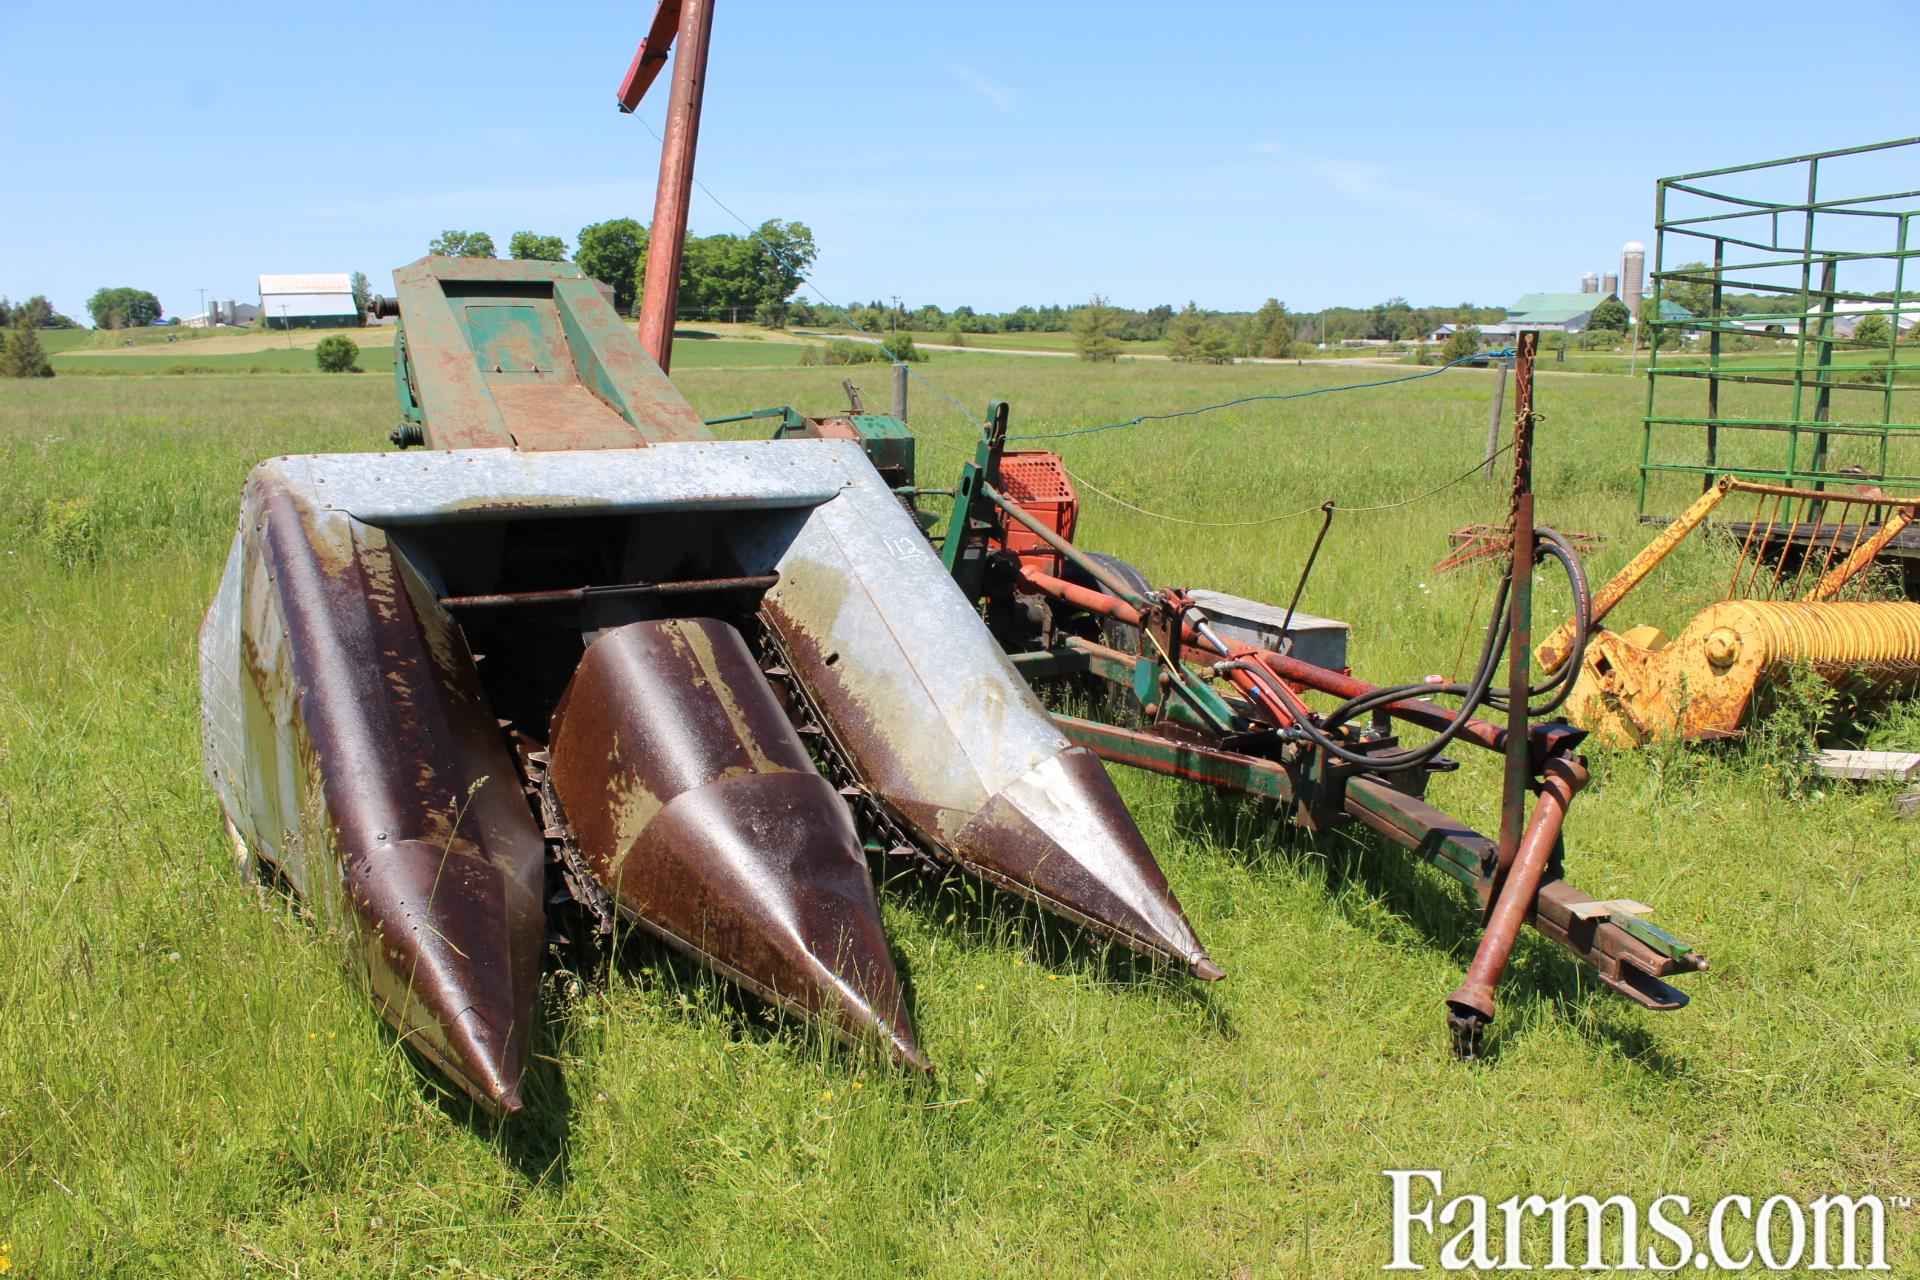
left=1639, top=137, right=1920, bottom=519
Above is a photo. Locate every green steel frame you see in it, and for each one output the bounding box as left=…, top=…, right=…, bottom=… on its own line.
left=1639, top=137, right=1920, bottom=517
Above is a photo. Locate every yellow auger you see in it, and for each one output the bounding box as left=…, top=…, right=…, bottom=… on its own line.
left=1536, top=478, right=1920, bottom=746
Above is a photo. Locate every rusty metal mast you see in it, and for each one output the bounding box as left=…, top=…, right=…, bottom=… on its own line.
left=618, top=0, right=715, bottom=373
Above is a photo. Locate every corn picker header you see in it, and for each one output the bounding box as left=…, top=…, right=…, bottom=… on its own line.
left=197, top=0, right=1705, bottom=1118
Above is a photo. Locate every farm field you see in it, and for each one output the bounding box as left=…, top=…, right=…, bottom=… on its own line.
left=800, top=326, right=1166, bottom=357
left=47, top=334, right=827, bottom=376
left=2, top=358, right=1917, bottom=1277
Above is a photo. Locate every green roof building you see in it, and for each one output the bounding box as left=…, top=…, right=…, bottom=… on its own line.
left=1505, top=291, right=1619, bottom=333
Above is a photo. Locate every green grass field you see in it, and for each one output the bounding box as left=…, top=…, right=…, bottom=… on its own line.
left=801, top=326, right=1166, bottom=357
left=2, top=358, right=1917, bottom=1277
left=48, top=336, right=819, bottom=377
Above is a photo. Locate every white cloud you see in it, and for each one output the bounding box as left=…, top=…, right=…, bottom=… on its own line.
left=950, top=62, right=1015, bottom=111
left=1251, top=142, right=1496, bottom=230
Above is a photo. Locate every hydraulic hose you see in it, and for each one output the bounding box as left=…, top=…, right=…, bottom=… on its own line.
left=1325, top=527, right=1590, bottom=730
left=1223, top=526, right=1591, bottom=772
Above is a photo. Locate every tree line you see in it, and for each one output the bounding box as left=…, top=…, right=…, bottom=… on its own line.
left=0, top=295, right=80, bottom=330
left=426, top=218, right=818, bottom=326
left=814, top=295, right=1508, bottom=350
left=0, top=295, right=75, bottom=378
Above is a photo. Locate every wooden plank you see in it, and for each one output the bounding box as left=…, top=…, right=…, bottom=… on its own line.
left=1809, top=750, right=1920, bottom=782
left=1569, top=898, right=1654, bottom=923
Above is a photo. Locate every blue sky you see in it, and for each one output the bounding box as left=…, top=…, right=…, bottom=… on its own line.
left=4, top=1, right=1917, bottom=324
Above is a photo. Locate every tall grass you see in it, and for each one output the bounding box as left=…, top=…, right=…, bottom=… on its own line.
left=1, top=367, right=1916, bottom=1276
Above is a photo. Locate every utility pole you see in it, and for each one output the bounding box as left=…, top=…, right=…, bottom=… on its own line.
left=890, top=295, right=901, bottom=333
left=198, top=287, right=207, bottom=327
left=280, top=305, right=290, bottom=347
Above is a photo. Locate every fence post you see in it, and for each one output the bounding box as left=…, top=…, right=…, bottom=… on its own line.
left=1483, top=352, right=1510, bottom=479
left=892, top=362, right=908, bottom=423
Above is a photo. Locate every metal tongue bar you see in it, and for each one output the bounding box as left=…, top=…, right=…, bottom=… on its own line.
left=546, top=617, right=925, bottom=1067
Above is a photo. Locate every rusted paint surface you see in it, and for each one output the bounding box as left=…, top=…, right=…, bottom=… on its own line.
left=633, top=0, right=714, bottom=372
left=389, top=257, right=709, bottom=448
left=439, top=573, right=779, bottom=613
left=951, top=747, right=1222, bottom=979
left=742, top=457, right=1217, bottom=976
left=1446, top=755, right=1586, bottom=1049
left=1565, top=598, right=1920, bottom=745
left=205, top=472, right=547, bottom=1116
left=616, top=0, right=684, bottom=111
left=546, top=618, right=925, bottom=1067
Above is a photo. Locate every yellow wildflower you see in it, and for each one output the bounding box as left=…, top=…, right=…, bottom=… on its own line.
left=819, top=1089, right=833, bottom=1103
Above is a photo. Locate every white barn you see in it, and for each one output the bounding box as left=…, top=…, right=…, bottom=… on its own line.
left=258, top=273, right=359, bottom=329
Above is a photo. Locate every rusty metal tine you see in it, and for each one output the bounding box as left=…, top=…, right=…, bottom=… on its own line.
left=1813, top=505, right=1861, bottom=598
left=1739, top=494, right=1779, bottom=599
left=1729, top=493, right=1766, bottom=600
left=1790, top=507, right=1826, bottom=599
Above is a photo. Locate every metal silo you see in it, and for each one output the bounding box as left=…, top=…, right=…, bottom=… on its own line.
left=1621, top=242, right=1646, bottom=314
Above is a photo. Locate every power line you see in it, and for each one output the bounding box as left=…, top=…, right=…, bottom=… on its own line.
left=631, top=114, right=989, bottom=439
left=1009, top=350, right=1516, bottom=442
left=1065, top=439, right=1516, bottom=528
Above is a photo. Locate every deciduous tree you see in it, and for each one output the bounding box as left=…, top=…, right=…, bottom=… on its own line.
left=86, top=287, right=163, bottom=329
left=745, top=219, right=816, bottom=327
left=509, top=231, right=568, bottom=261
left=1442, top=325, right=1481, bottom=364
left=11, top=296, right=73, bottom=329
left=675, top=233, right=758, bottom=320
left=315, top=334, right=359, bottom=373
left=1851, top=312, right=1893, bottom=348
left=429, top=230, right=496, bottom=258
left=1662, top=262, right=1715, bottom=320
left=576, top=219, right=648, bottom=314
left=1587, top=297, right=1630, bottom=332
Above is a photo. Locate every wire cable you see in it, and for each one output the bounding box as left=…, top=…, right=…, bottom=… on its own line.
left=1065, top=440, right=1515, bottom=528
left=631, top=113, right=990, bottom=439
left=1009, top=350, right=1516, bottom=442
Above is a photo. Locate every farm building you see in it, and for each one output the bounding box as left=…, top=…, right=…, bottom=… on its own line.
left=1715, top=299, right=1915, bottom=339
left=186, top=299, right=261, bottom=328
left=1504, top=292, right=1619, bottom=334
left=258, top=273, right=360, bottom=329
left=1428, top=321, right=1518, bottom=342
